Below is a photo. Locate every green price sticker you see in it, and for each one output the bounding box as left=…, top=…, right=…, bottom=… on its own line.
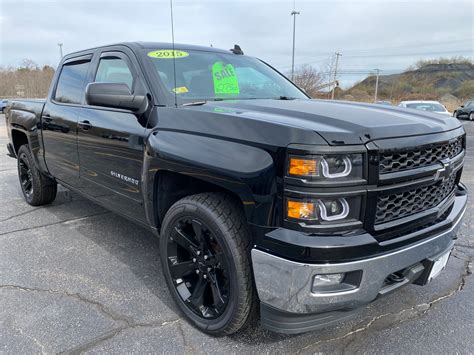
left=147, top=50, right=189, bottom=59
left=212, top=62, right=240, bottom=96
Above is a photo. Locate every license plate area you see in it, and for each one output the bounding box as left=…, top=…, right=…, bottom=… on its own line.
left=428, top=250, right=451, bottom=282
left=413, top=248, right=452, bottom=286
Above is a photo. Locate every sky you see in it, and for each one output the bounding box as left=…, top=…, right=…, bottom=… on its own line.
left=0, top=0, right=472, bottom=87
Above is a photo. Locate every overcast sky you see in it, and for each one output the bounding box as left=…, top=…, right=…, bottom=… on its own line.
left=0, top=0, right=472, bottom=87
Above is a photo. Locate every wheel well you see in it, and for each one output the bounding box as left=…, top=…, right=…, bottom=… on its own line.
left=154, top=170, right=245, bottom=227
left=11, top=129, right=28, bottom=154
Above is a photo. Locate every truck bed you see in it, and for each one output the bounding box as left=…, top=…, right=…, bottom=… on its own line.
left=9, top=99, right=46, bottom=117
left=6, top=99, right=46, bottom=158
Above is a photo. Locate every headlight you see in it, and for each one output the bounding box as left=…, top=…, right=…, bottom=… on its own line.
left=288, top=154, right=363, bottom=181
left=286, top=196, right=362, bottom=223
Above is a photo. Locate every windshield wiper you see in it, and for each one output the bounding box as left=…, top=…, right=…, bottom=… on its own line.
left=181, top=98, right=241, bottom=106
left=273, top=96, right=297, bottom=100
left=181, top=101, right=208, bottom=106
left=181, top=97, right=279, bottom=106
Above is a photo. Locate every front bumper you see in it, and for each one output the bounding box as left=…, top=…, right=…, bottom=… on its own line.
left=252, top=188, right=467, bottom=334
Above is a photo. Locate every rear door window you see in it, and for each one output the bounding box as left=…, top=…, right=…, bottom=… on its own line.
left=54, top=60, right=91, bottom=104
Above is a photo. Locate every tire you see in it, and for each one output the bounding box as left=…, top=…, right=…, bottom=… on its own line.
left=160, top=192, right=255, bottom=335
left=453, top=111, right=458, bottom=118
left=17, top=145, right=57, bottom=206
left=470, top=112, right=474, bottom=121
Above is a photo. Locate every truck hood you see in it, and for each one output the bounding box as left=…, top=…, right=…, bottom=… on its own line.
left=189, top=99, right=462, bottom=145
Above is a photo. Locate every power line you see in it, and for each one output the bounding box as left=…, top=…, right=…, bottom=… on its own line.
left=333, top=38, right=473, bottom=54
left=344, top=49, right=473, bottom=59
left=276, top=38, right=473, bottom=66
left=292, top=66, right=473, bottom=79
left=277, top=47, right=472, bottom=69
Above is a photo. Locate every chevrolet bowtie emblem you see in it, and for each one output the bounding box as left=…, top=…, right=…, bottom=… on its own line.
left=434, top=159, right=453, bottom=182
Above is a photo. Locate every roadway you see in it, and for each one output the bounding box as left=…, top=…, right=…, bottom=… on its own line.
left=0, top=114, right=472, bottom=353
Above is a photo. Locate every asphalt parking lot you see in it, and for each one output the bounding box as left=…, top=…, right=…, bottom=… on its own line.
left=0, top=113, right=473, bottom=354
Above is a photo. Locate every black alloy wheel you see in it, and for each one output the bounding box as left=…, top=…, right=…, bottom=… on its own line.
left=160, top=193, right=255, bottom=335
left=167, top=217, right=230, bottom=319
left=16, top=145, right=57, bottom=206
left=18, top=152, right=34, bottom=198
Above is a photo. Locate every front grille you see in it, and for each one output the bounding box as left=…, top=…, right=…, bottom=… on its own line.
left=375, top=173, right=457, bottom=224
left=379, top=136, right=463, bottom=174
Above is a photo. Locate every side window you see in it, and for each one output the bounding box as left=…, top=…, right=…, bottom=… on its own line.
left=95, top=57, right=133, bottom=90
left=54, top=60, right=90, bottom=104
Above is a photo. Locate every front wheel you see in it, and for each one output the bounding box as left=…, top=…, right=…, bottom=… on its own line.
left=160, top=193, right=255, bottom=335
left=17, top=145, right=57, bottom=206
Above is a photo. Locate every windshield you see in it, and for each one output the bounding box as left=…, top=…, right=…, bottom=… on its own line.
left=406, top=103, right=446, bottom=112
left=144, top=49, right=307, bottom=105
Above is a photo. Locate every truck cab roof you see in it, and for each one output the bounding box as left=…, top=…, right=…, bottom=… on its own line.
left=62, top=42, right=232, bottom=60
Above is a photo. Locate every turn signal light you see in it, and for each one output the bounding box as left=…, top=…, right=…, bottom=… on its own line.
left=287, top=200, right=317, bottom=220
left=288, top=157, right=319, bottom=177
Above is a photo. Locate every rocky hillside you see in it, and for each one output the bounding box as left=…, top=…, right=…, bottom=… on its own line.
left=344, top=61, right=474, bottom=107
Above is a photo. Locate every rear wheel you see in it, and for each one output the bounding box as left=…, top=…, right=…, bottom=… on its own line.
left=160, top=193, right=255, bottom=335
left=17, top=145, right=57, bottom=206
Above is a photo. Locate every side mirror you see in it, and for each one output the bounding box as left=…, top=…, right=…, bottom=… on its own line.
left=85, top=82, right=148, bottom=114
left=460, top=105, right=464, bottom=108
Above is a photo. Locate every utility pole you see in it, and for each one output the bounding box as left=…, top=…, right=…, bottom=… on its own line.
left=374, top=69, right=380, bottom=103
left=57, top=43, right=63, bottom=60
left=331, top=52, right=342, bottom=100
left=290, top=9, right=300, bottom=81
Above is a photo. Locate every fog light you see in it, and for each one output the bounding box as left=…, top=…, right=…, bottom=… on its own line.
left=312, top=273, right=345, bottom=290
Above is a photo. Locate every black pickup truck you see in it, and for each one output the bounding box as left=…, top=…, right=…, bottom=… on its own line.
left=5, top=42, right=467, bottom=335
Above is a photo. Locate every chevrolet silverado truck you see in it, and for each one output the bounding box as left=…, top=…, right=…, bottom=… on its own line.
left=5, top=42, right=467, bottom=335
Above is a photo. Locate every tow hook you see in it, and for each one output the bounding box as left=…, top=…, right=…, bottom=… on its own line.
left=387, top=272, right=406, bottom=283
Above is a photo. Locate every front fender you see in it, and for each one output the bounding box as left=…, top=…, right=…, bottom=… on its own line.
left=142, top=130, right=278, bottom=228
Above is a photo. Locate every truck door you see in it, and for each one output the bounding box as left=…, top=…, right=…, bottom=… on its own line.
left=42, top=55, right=92, bottom=186
left=77, top=51, right=148, bottom=223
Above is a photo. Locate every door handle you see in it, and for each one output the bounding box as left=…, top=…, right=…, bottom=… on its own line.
left=42, top=114, right=52, bottom=122
left=78, top=120, right=93, bottom=130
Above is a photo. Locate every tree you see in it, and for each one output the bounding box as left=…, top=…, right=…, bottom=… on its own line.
left=456, top=80, right=474, bottom=100
left=0, top=59, right=55, bottom=98
left=290, top=65, right=324, bottom=97
left=19, top=59, right=39, bottom=71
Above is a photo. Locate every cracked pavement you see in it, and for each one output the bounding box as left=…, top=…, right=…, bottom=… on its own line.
left=0, top=115, right=473, bottom=353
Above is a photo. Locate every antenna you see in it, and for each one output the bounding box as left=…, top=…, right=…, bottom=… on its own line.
left=170, top=0, right=177, bottom=107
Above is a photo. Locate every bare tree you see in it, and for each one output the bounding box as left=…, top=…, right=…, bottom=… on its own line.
left=0, top=59, right=54, bottom=98
left=19, top=59, right=39, bottom=71
left=291, top=65, right=324, bottom=97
